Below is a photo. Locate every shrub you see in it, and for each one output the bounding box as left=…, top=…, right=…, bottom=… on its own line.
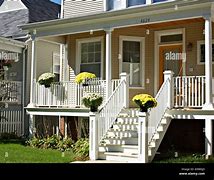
left=73, top=138, right=89, bottom=160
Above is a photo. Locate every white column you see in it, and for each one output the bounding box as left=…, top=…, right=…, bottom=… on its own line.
left=163, top=70, right=174, bottom=109
left=89, top=112, right=99, bottom=160
left=138, top=112, right=148, bottom=163
left=203, top=16, right=214, bottom=110
left=205, top=117, right=213, bottom=158
left=120, top=72, right=129, bottom=108
left=105, top=29, right=113, bottom=98
left=29, top=35, right=36, bottom=107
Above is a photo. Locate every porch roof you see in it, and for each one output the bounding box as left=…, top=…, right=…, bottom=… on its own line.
left=0, top=36, right=26, bottom=53
left=20, top=0, right=213, bottom=38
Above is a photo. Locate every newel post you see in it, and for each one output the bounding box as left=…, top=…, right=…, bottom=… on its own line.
left=120, top=72, right=129, bottom=108
left=138, top=111, right=148, bottom=163
left=163, top=70, right=174, bottom=109
left=89, top=112, right=99, bottom=160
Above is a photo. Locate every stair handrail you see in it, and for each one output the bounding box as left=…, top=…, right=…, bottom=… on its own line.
left=97, top=73, right=129, bottom=143
left=148, top=71, right=174, bottom=144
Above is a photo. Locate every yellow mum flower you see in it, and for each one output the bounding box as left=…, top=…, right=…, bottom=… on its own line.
left=75, top=72, right=96, bottom=84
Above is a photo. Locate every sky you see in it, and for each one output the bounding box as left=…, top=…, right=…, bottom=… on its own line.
left=51, top=0, right=61, bottom=5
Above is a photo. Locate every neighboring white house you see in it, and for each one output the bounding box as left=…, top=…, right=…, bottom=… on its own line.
left=21, top=0, right=214, bottom=162
left=0, top=0, right=60, bottom=137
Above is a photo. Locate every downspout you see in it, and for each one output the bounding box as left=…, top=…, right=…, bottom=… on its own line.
left=22, top=37, right=31, bottom=137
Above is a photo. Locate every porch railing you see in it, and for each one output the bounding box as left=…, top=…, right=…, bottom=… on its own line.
left=0, top=81, right=22, bottom=104
left=34, top=79, right=107, bottom=107
left=174, top=76, right=206, bottom=108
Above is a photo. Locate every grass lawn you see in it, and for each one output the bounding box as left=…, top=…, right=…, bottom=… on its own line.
left=0, top=141, right=75, bottom=163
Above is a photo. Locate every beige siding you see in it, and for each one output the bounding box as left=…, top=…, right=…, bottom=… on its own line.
left=64, top=0, right=104, bottom=18
left=66, top=20, right=214, bottom=107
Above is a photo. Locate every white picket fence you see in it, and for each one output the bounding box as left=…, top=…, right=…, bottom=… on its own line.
left=0, top=108, right=23, bottom=137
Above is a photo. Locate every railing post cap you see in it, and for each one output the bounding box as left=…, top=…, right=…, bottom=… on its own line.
left=163, top=70, right=174, bottom=75
left=138, top=111, right=148, bottom=117
left=89, top=112, right=99, bottom=116
left=120, top=72, right=128, bottom=77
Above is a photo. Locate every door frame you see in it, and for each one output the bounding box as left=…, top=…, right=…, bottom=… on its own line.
left=154, top=28, right=186, bottom=94
left=119, top=35, right=145, bottom=89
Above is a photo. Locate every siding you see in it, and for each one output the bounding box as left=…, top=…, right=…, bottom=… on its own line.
left=64, top=0, right=104, bottom=18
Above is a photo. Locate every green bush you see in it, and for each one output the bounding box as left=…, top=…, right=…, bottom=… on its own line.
left=26, top=135, right=74, bottom=152
left=73, top=138, right=89, bottom=160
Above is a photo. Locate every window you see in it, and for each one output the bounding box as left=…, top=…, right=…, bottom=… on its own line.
left=197, top=40, right=214, bottom=64
left=128, top=0, right=146, bottom=7
left=77, top=37, right=103, bottom=78
left=120, top=36, right=145, bottom=88
left=107, top=0, right=168, bottom=10
left=160, top=34, right=183, bottom=43
left=53, top=53, right=60, bottom=81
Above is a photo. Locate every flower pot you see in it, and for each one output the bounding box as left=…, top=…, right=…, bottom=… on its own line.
left=90, top=106, right=98, bottom=112
left=140, top=106, right=148, bottom=112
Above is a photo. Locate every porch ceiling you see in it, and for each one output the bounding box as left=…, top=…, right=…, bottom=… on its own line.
left=20, top=0, right=212, bottom=38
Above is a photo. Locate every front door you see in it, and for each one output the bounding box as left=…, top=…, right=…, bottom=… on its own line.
left=159, top=45, right=183, bottom=87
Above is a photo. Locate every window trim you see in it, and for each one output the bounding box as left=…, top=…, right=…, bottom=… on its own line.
left=76, top=36, right=104, bottom=79
left=119, top=35, right=145, bottom=89
left=197, top=40, right=214, bottom=65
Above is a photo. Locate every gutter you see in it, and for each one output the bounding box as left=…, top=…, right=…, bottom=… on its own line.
left=0, top=37, right=26, bottom=48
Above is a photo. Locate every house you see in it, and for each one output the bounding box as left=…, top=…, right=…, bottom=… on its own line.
left=0, top=0, right=60, bottom=137
left=21, top=0, right=214, bottom=162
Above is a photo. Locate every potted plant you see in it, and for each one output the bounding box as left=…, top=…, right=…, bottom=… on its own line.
left=75, top=72, right=96, bottom=86
left=38, top=72, right=55, bottom=88
left=82, top=93, right=103, bottom=112
left=132, top=94, right=157, bottom=112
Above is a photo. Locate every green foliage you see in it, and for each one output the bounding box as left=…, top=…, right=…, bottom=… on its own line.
left=26, top=135, right=74, bottom=152
left=73, top=138, right=89, bottom=160
left=0, top=132, right=21, bottom=140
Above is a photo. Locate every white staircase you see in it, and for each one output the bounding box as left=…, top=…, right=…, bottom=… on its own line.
left=97, top=108, right=172, bottom=162
left=98, top=109, right=139, bottom=162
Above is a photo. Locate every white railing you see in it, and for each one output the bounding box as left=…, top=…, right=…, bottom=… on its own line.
left=174, top=76, right=206, bottom=108
left=0, top=81, right=22, bottom=104
left=0, top=108, right=23, bottom=137
left=148, top=78, right=170, bottom=143
left=34, top=79, right=106, bottom=107
left=97, top=75, right=128, bottom=143
left=111, top=79, right=120, bottom=92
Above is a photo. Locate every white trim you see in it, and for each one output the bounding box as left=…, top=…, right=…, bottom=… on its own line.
left=76, top=36, right=104, bottom=79
left=197, top=40, right=214, bottom=65
left=154, top=28, right=185, bottom=94
left=119, top=35, right=145, bottom=88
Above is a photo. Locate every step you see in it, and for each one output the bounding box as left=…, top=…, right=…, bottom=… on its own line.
left=116, top=117, right=138, bottom=124
left=160, top=118, right=167, bottom=125
left=157, top=125, right=164, bottom=132
left=149, top=140, right=156, bottom=148
left=104, top=152, right=139, bottom=162
left=103, top=137, right=138, bottom=145
left=99, top=145, right=138, bottom=154
left=112, top=124, right=138, bottom=131
left=152, top=133, right=160, bottom=140
left=106, top=130, right=138, bottom=138
left=119, top=109, right=139, bottom=117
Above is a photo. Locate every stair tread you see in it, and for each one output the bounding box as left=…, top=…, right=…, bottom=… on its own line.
left=104, top=152, right=138, bottom=158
